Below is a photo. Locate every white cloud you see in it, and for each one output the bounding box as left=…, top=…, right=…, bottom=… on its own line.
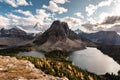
left=86, top=0, right=113, bottom=16
left=111, top=0, right=120, bottom=16
left=0, top=15, right=9, bottom=27
left=81, top=15, right=112, bottom=33
left=52, top=0, right=69, bottom=4
left=6, top=13, right=36, bottom=25
left=86, top=4, right=97, bottom=16
left=98, top=12, right=109, bottom=24
left=35, top=9, right=51, bottom=25
left=6, top=13, right=22, bottom=25
left=96, top=11, right=120, bottom=24
left=82, top=0, right=120, bottom=32
left=0, top=0, right=32, bottom=7
left=86, top=17, right=96, bottom=24
left=82, top=14, right=120, bottom=33
left=98, top=0, right=113, bottom=8
left=14, top=9, right=33, bottom=17
left=43, top=1, right=68, bottom=14
left=5, top=9, right=52, bottom=26
left=98, top=11, right=120, bottom=25
left=107, top=24, right=120, bottom=33
left=60, top=17, right=82, bottom=28
left=82, top=22, right=96, bottom=32
left=102, top=16, right=120, bottom=24
left=82, top=17, right=99, bottom=32
left=74, top=12, right=84, bottom=19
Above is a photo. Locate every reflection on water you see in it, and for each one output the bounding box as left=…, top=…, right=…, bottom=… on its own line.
left=10, top=46, right=120, bottom=75
left=18, top=51, right=45, bottom=58
left=69, top=47, right=120, bottom=75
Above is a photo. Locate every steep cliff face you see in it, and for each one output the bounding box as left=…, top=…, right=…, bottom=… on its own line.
left=34, top=20, right=85, bottom=51
left=0, top=56, right=67, bottom=80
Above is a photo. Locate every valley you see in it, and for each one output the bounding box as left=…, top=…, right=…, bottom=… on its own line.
left=1, top=0, right=120, bottom=80
left=0, top=20, right=119, bottom=80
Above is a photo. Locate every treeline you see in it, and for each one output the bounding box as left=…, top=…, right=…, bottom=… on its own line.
left=0, top=46, right=32, bottom=56
left=16, top=50, right=104, bottom=80
left=97, top=45, right=120, bottom=64
left=103, top=73, right=120, bottom=80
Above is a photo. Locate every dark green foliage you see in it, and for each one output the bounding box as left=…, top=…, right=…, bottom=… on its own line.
left=118, top=70, right=120, bottom=76
left=45, top=50, right=70, bottom=61
left=0, top=46, right=32, bottom=56
left=16, top=50, right=104, bottom=80
left=97, top=45, right=120, bottom=64
left=103, top=73, right=120, bottom=80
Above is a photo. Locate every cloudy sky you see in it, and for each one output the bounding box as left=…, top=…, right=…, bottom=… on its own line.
left=0, top=0, right=120, bottom=33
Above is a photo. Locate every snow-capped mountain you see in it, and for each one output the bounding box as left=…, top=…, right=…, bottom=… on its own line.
left=0, top=27, right=35, bottom=46
left=33, top=22, right=42, bottom=31
left=5, top=22, right=45, bottom=34
left=74, top=29, right=84, bottom=34
left=17, top=23, right=42, bottom=34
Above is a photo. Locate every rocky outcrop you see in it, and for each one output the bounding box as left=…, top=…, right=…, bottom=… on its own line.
left=33, top=20, right=85, bottom=52
left=0, top=56, right=68, bottom=80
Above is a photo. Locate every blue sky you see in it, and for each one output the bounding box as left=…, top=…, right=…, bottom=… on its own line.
left=0, top=0, right=111, bottom=19
left=0, top=0, right=120, bottom=32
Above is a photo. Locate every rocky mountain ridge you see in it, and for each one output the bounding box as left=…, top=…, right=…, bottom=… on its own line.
left=0, top=27, right=34, bottom=39
left=79, top=31, right=120, bottom=45
left=0, top=27, right=35, bottom=46
left=34, top=20, right=85, bottom=51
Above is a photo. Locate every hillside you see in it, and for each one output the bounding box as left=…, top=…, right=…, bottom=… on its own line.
left=0, top=56, right=67, bottom=80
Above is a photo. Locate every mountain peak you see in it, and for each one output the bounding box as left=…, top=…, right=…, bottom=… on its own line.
left=47, top=20, right=69, bottom=38
left=33, top=22, right=46, bottom=33
left=34, top=22, right=40, bottom=28
left=49, top=20, right=69, bottom=31
left=34, top=20, right=80, bottom=44
left=74, top=29, right=84, bottom=34
left=33, top=20, right=85, bottom=51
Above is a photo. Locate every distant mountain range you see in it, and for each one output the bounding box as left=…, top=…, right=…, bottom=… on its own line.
left=74, top=29, right=84, bottom=34
left=77, top=30, right=120, bottom=45
left=15, top=23, right=43, bottom=34
left=0, top=27, right=34, bottom=39
left=33, top=20, right=85, bottom=51
left=0, top=22, right=45, bottom=46
left=2, top=22, right=45, bottom=34
left=0, top=21, right=120, bottom=47
left=0, top=27, right=35, bottom=46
